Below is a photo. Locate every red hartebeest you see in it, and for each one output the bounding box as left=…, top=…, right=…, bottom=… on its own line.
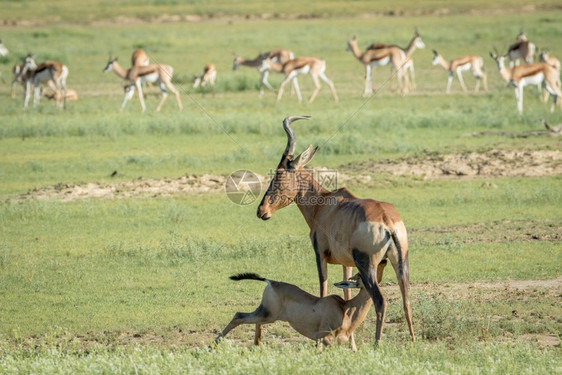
left=256, top=116, right=415, bottom=344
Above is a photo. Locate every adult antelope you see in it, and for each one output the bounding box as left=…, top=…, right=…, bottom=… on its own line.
left=258, top=57, right=338, bottom=103
left=365, top=30, right=426, bottom=91
left=11, top=54, right=35, bottom=99
left=216, top=273, right=375, bottom=351
left=256, top=116, right=415, bottom=344
left=103, top=56, right=183, bottom=112
left=490, top=52, right=561, bottom=114
left=347, top=36, right=410, bottom=96
left=22, top=55, right=69, bottom=108
left=131, top=48, right=149, bottom=67
left=431, top=50, right=488, bottom=93
left=507, top=31, right=536, bottom=67
left=193, top=63, right=217, bottom=91
left=0, top=39, right=8, bottom=56
left=538, top=50, right=561, bottom=72
left=233, top=49, right=296, bottom=96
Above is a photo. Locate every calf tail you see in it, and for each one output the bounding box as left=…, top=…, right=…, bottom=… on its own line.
left=230, top=273, right=267, bottom=282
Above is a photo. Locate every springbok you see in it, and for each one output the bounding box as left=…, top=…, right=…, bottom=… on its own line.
left=103, top=56, right=183, bottom=112
left=490, top=52, right=561, bottom=114
left=256, top=116, right=415, bottom=344
left=131, top=48, right=149, bottom=67
left=22, top=56, right=69, bottom=108
left=193, top=63, right=217, bottom=91
left=215, top=272, right=378, bottom=351
left=43, top=88, right=78, bottom=101
left=432, top=50, right=488, bottom=93
left=347, top=36, right=410, bottom=96
left=233, top=49, right=296, bottom=96
left=507, top=31, right=536, bottom=68
left=538, top=50, right=561, bottom=72
left=0, top=39, right=8, bottom=56
left=365, top=30, right=426, bottom=91
left=258, top=57, right=338, bottom=103
left=11, top=54, right=35, bottom=99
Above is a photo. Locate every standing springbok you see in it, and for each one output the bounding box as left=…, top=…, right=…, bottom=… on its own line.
left=11, top=54, right=35, bottom=99
left=131, top=48, right=149, bottom=67
left=507, top=31, right=536, bottom=67
left=233, top=49, right=296, bottom=96
left=365, top=30, right=426, bottom=91
left=258, top=57, right=338, bottom=103
left=193, top=63, right=217, bottom=91
left=490, top=52, right=561, bottom=114
left=256, top=116, right=415, bottom=344
left=103, top=56, right=183, bottom=112
left=432, top=50, right=488, bottom=93
left=347, top=36, right=410, bottom=96
left=538, top=50, right=561, bottom=72
left=215, top=272, right=378, bottom=351
left=22, top=56, right=69, bottom=109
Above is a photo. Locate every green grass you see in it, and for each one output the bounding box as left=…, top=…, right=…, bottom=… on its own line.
left=1, top=2, right=561, bottom=373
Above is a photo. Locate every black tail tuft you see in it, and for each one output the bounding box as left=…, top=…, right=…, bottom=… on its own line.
left=230, top=273, right=267, bottom=282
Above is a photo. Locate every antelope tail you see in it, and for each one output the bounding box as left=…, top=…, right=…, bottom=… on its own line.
left=230, top=273, right=267, bottom=282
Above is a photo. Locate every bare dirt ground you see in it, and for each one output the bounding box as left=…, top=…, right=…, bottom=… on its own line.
left=9, top=149, right=561, bottom=202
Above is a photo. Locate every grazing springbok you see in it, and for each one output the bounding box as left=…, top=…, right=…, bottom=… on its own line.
left=365, top=30, right=426, bottom=91
left=103, top=56, right=183, bottom=112
left=256, top=116, right=415, bottom=344
left=193, top=63, right=217, bottom=91
left=233, top=49, right=296, bottom=96
left=490, top=52, right=562, bottom=114
left=347, top=36, right=410, bottom=96
left=131, top=48, right=149, bottom=67
left=431, top=50, right=488, bottom=93
left=215, top=272, right=379, bottom=351
left=507, top=31, right=536, bottom=67
left=258, top=57, right=338, bottom=103
left=22, top=56, right=69, bottom=108
left=0, top=39, right=8, bottom=56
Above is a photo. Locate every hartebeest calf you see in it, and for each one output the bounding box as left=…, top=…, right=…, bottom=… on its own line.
left=215, top=272, right=378, bottom=351
left=432, top=50, right=488, bottom=93
left=490, top=52, right=561, bottom=114
left=256, top=116, right=415, bottom=344
left=22, top=55, right=69, bottom=109
left=103, top=56, right=183, bottom=112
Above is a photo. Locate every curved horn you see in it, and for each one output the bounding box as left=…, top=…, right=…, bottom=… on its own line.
left=282, top=115, right=310, bottom=157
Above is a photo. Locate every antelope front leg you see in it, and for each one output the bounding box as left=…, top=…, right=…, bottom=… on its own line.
left=313, top=235, right=329, bottom=297
left=446, top=73, right=453, bottom=94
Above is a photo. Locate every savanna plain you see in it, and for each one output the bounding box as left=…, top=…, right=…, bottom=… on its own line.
left=0, top=1, right=561, bottom=373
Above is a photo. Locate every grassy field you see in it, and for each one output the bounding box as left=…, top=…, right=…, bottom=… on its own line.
left=1, top=1, right=561, bottom=373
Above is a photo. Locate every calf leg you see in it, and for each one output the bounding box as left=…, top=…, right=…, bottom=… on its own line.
left=215, top=304, right=272, bottom=343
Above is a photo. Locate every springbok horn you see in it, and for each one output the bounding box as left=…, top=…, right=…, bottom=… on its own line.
left=282, top=115, right=311, bottom=157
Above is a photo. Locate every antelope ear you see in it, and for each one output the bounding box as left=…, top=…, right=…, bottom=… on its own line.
left=291, top=145, right=318, bottom=169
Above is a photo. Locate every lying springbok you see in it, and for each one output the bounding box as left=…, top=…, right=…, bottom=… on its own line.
left=103, top=56, right=183, bottom=112
left=193, top=63, right=217, bottom=91
left=432, top=50, right=488, bottom=93
left=507, top=31, right=536, bottom=67
left=365, top=30, right=426, bottom=91
left=490, top=52, right=561, bottom=114
left=347, top=36, right=410, bottom=96
left=256, top=116, right=415, bottom=344
left=215, top=272, right=381, bottom=351
left=258, top=57, right=338, bottom=103
left=233, top=49, right=296, bottom=96
left=22, top=56, right=69, bottom=108
left=43, top=88, right=78, bottom=101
